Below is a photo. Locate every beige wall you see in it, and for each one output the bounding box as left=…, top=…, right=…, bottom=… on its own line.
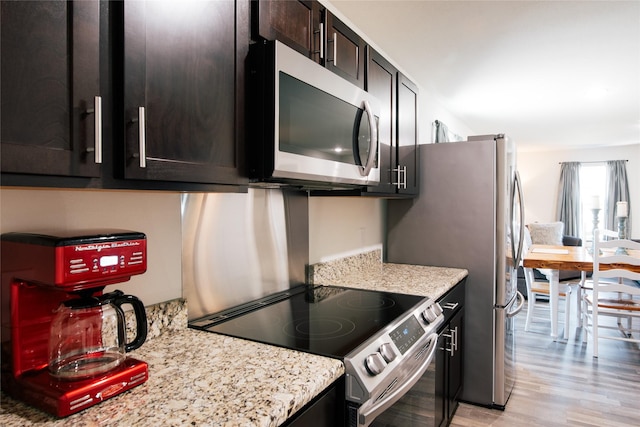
left=517, top=143, right=640, bottom=238
left=308, top=196, right=384, bottom=263
left=0, top=188, right=183, bottom=305
left=0, top=187, right=385, bottom=299
left=2, top=142, right=636, bottom=306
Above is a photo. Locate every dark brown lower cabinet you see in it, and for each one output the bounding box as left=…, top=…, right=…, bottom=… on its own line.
left=436, top=281, right=465, bottom=426
left=283, top=377, right=345, bottom=427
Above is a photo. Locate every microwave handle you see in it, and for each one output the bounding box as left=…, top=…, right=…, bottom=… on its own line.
left=360, top=100, right=378, bottom=177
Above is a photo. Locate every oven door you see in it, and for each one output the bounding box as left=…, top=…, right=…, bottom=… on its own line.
left=368, top=347, right=440, bottom=427
left=349, top=332, right=439, bottom=427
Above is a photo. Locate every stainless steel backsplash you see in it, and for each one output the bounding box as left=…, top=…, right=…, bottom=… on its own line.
left=181, top=188, right=309, bottom=320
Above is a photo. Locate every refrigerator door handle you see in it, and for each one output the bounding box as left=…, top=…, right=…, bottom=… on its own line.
left=515, top=171, right=525, bottom=266
left=507, top=291, right=525, bottom=318
left=510, top=170, right=525, bottom=268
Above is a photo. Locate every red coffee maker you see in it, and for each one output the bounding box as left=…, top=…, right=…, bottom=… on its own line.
left=1, top=230, right=149, bottom=417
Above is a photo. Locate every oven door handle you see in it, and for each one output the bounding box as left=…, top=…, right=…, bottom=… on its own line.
left=357, top=332, right=439, bottom=427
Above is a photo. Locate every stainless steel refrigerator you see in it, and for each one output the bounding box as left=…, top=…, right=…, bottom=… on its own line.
left=386, top=135, right=525, bottom=409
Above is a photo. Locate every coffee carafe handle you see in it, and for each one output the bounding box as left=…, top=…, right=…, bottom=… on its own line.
left=111, top=293, right=148, bottom=352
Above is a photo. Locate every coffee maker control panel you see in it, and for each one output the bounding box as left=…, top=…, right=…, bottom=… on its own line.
left=1, top=230, right=147, bottom=289
left=63, top=238, right=146, bottom=283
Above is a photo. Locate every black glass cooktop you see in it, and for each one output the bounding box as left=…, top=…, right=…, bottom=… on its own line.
left=189, top=285, right=426, bottom=359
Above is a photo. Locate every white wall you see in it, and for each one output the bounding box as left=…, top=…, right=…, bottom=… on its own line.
left=0, top=188, right=183, bottom=305
left=518, top=143, right=640, bottom=238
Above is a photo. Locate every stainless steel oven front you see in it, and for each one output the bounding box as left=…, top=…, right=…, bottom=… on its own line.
left=190, top=285, right=443, bottom=427
left=247, top=40, right=381, bottom=187
left=344, top=299, right=444, bottom=427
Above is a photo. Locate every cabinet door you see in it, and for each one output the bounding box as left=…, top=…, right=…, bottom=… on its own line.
left=364, top=47, right=396, bottom=195
left=447, top=309, right=464, bottom=419
left=252, top=0, right=321, bottom=62
left=324, top=11, right=365, bottom=89
left=396, top=73, right=419, bottom=195
left=1, top=0, right=101, bottom=177
left=435, top=330, right=448, bottom=427
left=121, top=0, right=245, bottom=185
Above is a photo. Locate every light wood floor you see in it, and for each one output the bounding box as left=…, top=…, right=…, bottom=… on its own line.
left=450, top=299, right=640, bottom=427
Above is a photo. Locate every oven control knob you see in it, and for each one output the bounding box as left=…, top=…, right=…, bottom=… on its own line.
left=432, top=302, right=443, bottom=316
left=422, top=306, right=438, bottom=323
left=364, top=353, right=387, bottom=375
left=379, top=343, right=397, bottom=363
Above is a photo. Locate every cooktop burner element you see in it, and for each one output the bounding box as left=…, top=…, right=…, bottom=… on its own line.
left=337, top=294, right=396, bottom=311
left=283, top=317, right=356, bottom=340
left=190, top=285, right=427, bottom=358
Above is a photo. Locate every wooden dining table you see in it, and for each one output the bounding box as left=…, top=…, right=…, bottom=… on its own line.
left=522, top=244, right=640, bottom=340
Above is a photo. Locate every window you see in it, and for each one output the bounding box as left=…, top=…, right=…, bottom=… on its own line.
left=579, top=163, right=606, bottom=242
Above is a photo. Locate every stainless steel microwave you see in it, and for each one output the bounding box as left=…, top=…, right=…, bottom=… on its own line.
left=247, top=40, right=380, bottom=187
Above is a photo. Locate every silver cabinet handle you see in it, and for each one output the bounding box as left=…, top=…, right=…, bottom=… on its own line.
left=85, top=96, right=102, bottom=164
left=138, top=106, right=146, bottom=168
left=333, top=32, right=337, bottom=67
left=359, top=100, right=377, bottom=177
left=393, top=166, right=407, bottom=189
left=319, top=23, right=324, bottom=60
left=313, top=23, right=324, bottom=60
left=442, top=302, right=459, bottom=311
left=94, top=96, right=102, bottom=164
left=443, top=326, right=458, bottom=355
left=442, top=331, right=454, bottom=355
left=452, top=326, right=458, bottom=352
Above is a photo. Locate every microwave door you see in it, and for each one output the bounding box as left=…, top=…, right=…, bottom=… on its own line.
left=252, top=40, right=381, bottom=187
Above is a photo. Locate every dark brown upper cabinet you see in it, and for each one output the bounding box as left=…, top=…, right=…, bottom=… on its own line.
left=117, top=0, right=246, bottom=185
left=396, top=73, right=419, bottom=196
left=1, top=0, right=102, bottom=178
left=354, top=49, right=419, bottom=198
left=252, top=0, right=322, bottom=62
left=323, top=10, right=365, bottom=89
left=363, top=47, right=397, bottom=195
left=251, top=2, right=365, bottom=89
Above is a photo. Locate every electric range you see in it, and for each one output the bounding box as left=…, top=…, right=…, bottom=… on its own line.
left=190, top=284, right=444, bottom=427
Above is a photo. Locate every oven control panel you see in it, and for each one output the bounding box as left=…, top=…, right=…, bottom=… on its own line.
left=343, top=299, right=444, bottom=404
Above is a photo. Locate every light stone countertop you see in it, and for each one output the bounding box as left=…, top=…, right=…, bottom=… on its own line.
left=1, top=324, right=344, bottom=427
left=310, top=250, right=468, bottom=300
left=1, top=252, right=467, bottom=426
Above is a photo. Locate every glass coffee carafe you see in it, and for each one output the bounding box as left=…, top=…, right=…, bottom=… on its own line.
left=48, top=290, right=147, bottom=380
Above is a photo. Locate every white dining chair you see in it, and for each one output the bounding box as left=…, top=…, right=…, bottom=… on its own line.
left=579, top=229, right=618, bottom=327
left=523, top=266, right=574, bottom=339
left=581, top=229, right=640, bottom=358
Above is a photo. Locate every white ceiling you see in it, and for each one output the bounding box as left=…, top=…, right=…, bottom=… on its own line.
left=329, top=0, right=640, bottom=151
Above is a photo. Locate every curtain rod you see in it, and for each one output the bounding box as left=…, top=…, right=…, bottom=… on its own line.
left=558, top=160, right=628, bottom=164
